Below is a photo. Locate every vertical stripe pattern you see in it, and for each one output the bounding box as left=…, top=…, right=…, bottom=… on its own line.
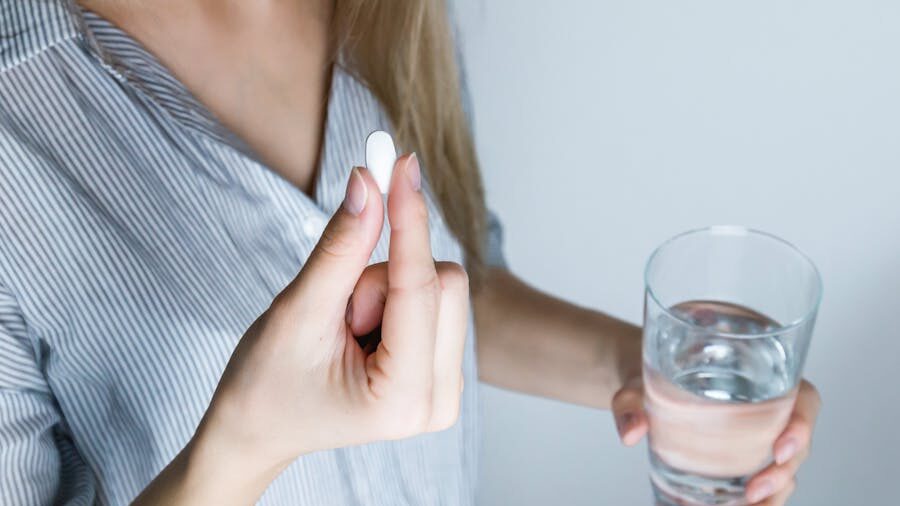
left=0, top=1, right=496, bottom=504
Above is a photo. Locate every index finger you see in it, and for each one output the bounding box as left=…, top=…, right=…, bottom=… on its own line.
left=373, top=153, right=439, bottom=386
left=386, top=153, right=437, bottom=291
left=611, top=379, right=649, bottom=446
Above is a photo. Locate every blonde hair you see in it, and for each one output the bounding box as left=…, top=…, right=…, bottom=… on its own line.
left=333, top=1, right=487, bottom=286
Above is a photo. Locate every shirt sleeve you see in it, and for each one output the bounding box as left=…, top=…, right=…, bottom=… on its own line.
left=0, top=283, right=95, bottom=505
left=483, top=210, right=507, bottom=268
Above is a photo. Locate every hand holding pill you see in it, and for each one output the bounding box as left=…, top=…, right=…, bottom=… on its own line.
left=178, top=132, right=467, bottom=503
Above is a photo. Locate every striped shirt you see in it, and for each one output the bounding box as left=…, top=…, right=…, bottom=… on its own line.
left=0, top=1, right=503, bottom=504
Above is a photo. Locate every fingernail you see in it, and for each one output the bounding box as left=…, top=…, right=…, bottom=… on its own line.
left=775, top=437, right=798, bottom=465
left=343, top=167, right=367, bottom=215
left=747, top=479, right=774, bottom=503
left=345, top=301, right=353, bottom=326
left=406, top=153, right=421, bottom=191
left=618, top=412, right=635, bottom=435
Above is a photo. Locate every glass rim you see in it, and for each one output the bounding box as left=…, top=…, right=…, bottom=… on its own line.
left=644, top=225, right=823, bottom=339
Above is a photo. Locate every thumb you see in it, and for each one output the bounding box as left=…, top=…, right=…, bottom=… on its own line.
left=611, top=377, right=649, bottom=446
left=286, top=167, right=384, bottom=311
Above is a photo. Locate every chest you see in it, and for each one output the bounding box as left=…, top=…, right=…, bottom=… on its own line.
left=1, top=58, right=465, bottom=394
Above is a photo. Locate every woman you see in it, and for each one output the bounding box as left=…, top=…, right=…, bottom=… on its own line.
left=0, top=1, right=819, bottom=505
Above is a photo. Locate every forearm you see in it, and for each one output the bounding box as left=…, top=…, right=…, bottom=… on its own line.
left=132, top=414, right=287, bottom=505
left=473, top=267, right=642, bottom=409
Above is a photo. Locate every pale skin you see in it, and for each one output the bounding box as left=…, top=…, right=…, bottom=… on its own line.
left=79, top=1, right=821, bottom=505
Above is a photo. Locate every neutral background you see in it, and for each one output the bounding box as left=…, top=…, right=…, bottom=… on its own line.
left=455, top=1, right=899, bottom=504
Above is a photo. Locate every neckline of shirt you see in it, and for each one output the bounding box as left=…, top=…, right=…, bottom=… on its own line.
left=9, top=0, right=395, bottom=227
left=78, top=7, right=338, bottom=172
left=62, top=1, right=360, bottom=221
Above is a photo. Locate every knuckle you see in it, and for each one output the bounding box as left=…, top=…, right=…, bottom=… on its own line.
left=394, top=273, right=442, bottom=301
left=432, top=378, right=464, bottom=432
left=315, top=224, right=356, bottom=260
left=804, top=381, right=822, bottom=408
left=408, top=399, right=433, bottom=434
left=771, top=466, right=791, bottom=485
left=422, top=273, right=442, bottom=296
left=393, top=386, right=434, bottom=436
left=436, top=262, right=469, bottom=292
left=612, top=386, right=641, bottom=407
left=371, top=395, right=432, bottom=440
left=789, top=413, right=813, bottom=436
left=430, top=405, right=461, bottom=432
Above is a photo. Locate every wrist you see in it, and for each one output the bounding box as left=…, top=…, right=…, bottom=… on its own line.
left=180, top=413, right=290, bottom=504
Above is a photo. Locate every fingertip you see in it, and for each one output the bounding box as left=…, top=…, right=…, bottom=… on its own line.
left=335, top=167, right=383, bottom=236
left=406, top=153, right=421, bottom=191
left=341, top=167, right=368, bottom=216
left=774, top=436, right=798, bottom=465
left=386, top=154, right=429, bottom=232
left=616, top=411, right=648, bottom=446
left=396, top=152, right=421, bottom=191
left=622, top=426, right=646, bottom=447
left=775, top=415, right=811, bottom=458
left=747, top=460, right=798, bottom=505
left=746, top=477, right=775, bottom=503
left=354, top=167, right=383, bottom=212
left=632, top=416, right=649, bottom=445
left=384, top=154, right=435, bottom=290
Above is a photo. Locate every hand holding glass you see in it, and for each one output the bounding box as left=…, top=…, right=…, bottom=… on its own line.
left=642, top=227, right=821, bottom=506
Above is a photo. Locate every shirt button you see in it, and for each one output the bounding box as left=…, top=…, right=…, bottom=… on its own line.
left=302, top=215, right=327, bottom=238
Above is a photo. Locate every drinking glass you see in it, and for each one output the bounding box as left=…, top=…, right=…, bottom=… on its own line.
left=642, top=226, right=822, bottom=506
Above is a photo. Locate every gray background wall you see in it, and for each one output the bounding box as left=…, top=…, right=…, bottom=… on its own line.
left=454, top=1, right=900, bottom=504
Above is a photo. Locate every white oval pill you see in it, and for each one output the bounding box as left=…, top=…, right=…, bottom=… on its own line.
left=365, top=130, right=397, bottom=194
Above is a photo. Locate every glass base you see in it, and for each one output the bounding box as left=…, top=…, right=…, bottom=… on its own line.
left=650, top=452, right=750, bottom=506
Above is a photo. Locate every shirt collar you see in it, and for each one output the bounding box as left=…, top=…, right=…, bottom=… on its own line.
left=4, top=0, right=396, bottom=222
left=0, top=0, right=80, bottom=72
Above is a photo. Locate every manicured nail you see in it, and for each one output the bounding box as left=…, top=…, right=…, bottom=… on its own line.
left=406, top=153, right=421, bottom=191
left=747, top=479, right=774, bottom=503
left=775, top=437, right=798, bottom=465
left=345, top=301, right=353, bottom=326
left=343, top=167, right=367, bottom=215
left=618, top=412, right=635, bottom=436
